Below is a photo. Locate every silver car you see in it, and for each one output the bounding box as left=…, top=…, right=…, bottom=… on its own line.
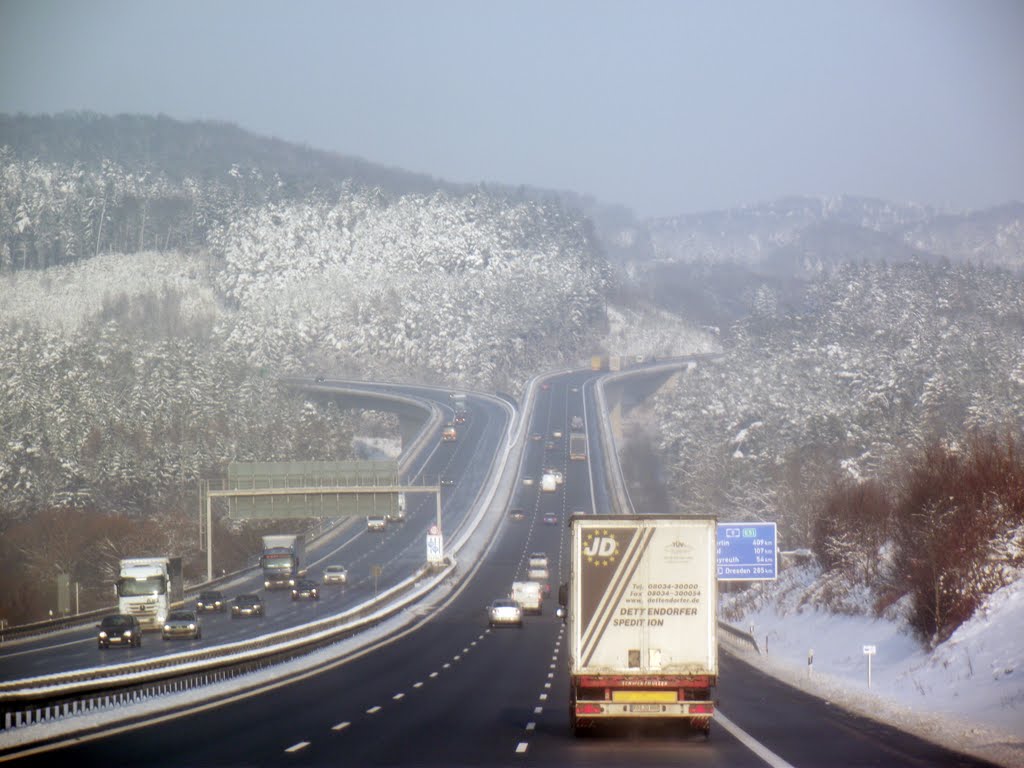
left=162, top=609, right=201, bottom=641
left=323, top=564, right=348, bottom=584
left=488, top=598, right=523, bottom=628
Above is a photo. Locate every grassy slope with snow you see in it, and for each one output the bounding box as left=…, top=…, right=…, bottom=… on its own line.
left=723, top=566, right=1024, bottom=766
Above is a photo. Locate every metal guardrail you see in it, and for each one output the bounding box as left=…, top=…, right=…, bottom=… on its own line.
left=0, top=559, right=455, bottom=732
left=717, top=620, right=761, bottom=654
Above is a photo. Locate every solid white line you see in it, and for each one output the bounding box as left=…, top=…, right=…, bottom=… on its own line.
left=331, top=721, right=351, bottom=731
left=515, top=742, right=529, bottom=754
left=366, top=706, right=381, bottom=714
left=285, top=742, right=310, bottom=753
left=716, top=711, right=797, bottom=768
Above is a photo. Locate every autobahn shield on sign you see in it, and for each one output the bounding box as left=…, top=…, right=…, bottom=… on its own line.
left=716, top=522, right=777, bottom=581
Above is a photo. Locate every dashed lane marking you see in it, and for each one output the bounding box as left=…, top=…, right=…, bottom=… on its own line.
left=413, top=682, right=424, bottom=688
left=516, top=742, right=529, bottom=754
left=331, top=722, right=351, bottom=731
left=393, top=693, right=405, bottom=701
left=366, top=706, right=381, bottom=714
left=526, top=722, right=536, bottom=731
left=285, top=742, right=310, bottom=753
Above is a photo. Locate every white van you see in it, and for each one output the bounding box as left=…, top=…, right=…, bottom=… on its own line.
left=511, top=581, right=543, bottom=615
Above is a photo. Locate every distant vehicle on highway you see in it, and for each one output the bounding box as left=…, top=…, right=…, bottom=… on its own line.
left=509, top=507, right=526, bottom=521
left=97, top=614, right=142, bottom=649
left=442, top=425, right=457, bottom=442
left=291, top=579, right=320, bottom=601
left=196, top=590, right=226, bottom=613
left=162, top=609, right=201, bottom=641
left=530, top=433, right=543, bottom=441
left=543, top=512, right=559, bottom=525
left=323, top=565, right=348, bottom=585
left=231, top=594, right=264, bottom=618
left=487, top=598, right=523, bottom=628
left=522, top=476, right=535, bottom=486
left=367, top=515, right=388, bottom=531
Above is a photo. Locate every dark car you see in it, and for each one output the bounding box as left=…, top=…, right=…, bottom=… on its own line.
left=530, top=433, right=542, bottom=441
left=509, top=507, right=526, bottom=521
left=98, top=614, right=142, bottom=649
left=543, top=512, right=559, bottom=525
left=162, top=609, right=201, bottom=640
left=231, top=594, right=264, bottom=618
left=196, top=590, right=226, bottom=613
left=291, top=579, right=320, bottom=601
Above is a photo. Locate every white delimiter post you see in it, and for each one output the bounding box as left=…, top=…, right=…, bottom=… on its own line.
left=863, top=644, right=877, bottom=688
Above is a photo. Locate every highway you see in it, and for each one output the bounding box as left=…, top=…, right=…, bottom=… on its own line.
left=0, top=372, right=1004, bottom=766
left=0, top=384, right=510, bottom=681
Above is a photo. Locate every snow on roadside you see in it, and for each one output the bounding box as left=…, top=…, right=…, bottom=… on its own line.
left=723, top=568, right=1024, bottom=767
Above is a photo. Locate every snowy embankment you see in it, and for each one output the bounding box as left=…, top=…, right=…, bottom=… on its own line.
left=723, top=566, right=1024, bottom=767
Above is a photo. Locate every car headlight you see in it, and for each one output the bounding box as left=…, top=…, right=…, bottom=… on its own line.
left=123, top=630, right=133, bottom=637
left=188, top=623, right=196, bottom=630
left=164, top=625, right=171, bottom=631
left=99, top=631, right=108, bottom=638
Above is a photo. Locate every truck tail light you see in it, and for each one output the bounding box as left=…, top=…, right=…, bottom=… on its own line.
left=576, top=704, right=603, bottom=715
left=689, top=703, right=713, bottom=714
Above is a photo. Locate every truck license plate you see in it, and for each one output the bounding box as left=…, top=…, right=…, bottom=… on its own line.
left=628, top=704, right=662, bottom=713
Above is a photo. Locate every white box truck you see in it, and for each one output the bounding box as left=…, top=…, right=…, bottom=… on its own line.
left=560, top=514, right=717, bottom=735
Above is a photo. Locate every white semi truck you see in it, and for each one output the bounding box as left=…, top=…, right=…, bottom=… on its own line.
left=560, top=514, right=718, bottom=735
left=116, top=557, right=184, bottom=631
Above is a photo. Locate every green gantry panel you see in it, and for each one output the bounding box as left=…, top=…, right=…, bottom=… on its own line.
left=226, top=460, right=403, bottom=520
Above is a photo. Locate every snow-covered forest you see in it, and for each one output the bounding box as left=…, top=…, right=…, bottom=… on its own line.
left=632, top=260, right=1024, bottom=643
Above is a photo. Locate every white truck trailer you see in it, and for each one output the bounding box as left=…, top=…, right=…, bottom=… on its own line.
left=560, top=514, right=717, bottom=735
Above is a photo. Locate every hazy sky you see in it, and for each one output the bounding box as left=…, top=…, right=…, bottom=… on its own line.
left=1, top=0, right=1022, bottom=217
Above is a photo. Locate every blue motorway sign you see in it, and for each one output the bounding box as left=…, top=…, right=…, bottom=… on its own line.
left=716, top=522, right=778, bottom=581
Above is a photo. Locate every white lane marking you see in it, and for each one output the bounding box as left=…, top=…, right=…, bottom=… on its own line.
left=393, top=693, right=405, bottom=701
left=716, top=711, right=797, bottom=768
left=430, top=671, right=439, bottom=678
left=526, top=722, right=536, bottom=731
left=516, top=742, right=529, bottom=754
left=479, top=634, right=485, bottom=640
left=332, top=721, right=351, bottom=731
left=544, top=682, right=551, bottom=689
left=454, top=655, right=462, bottom=661
left=443, top=663, right=451, bottom=669
left=549, top=663, right=556, bottom=669
left=285, top=742, right=310, bottom=753
left=413, top=682, right=424, bottom=688
left=534, top=706, right=543, bottom=714
left=547, top=672, right=554, bottom=679
left=471, top=641, right=477, bottom=646
left=539, top=693, right=548, bottom=701
left=463, top=647, right=469, bottom=652
left=366, top=706, right=381, bottom=714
